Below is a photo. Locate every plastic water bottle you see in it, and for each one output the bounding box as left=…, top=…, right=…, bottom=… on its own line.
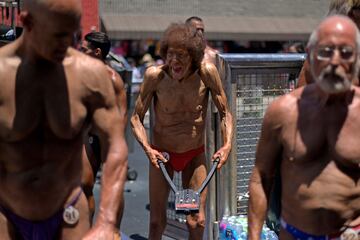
left=260, top=231, right=267, bottom=240
left=240, top=231, right=247, bottom=240
left=266, top=230, right=279, bottom=240
left=225, top=216, right=236, bottom=239
left=234, top=222, right=243, bottom=234
left=219, top=215, right=278, bottom=240
left=219, top=216, right=229, bottom=240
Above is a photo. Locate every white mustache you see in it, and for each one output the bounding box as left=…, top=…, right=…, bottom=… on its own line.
left=317, top=65, right=351, bottom=93
left=319, top=65, right=347, bottom=80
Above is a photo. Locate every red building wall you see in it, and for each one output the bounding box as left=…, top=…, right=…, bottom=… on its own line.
left=3, top=0, right=99, bottom=36
left=81, top=0, right=99, bottom=35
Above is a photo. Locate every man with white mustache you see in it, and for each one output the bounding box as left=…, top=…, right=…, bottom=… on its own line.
left=248, top=15, right=360, bottom=240
left=297, top=0, right=360, bottom=87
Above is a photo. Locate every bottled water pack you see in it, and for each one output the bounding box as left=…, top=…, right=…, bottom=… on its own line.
left=219, top=215, right=278, bottom=240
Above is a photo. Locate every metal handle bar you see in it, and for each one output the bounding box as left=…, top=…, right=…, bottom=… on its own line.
left=157, top=157, right=220, bottom=194
left=157, top=160, right=178, bottom=193
left=197, top=157, right=219, bottom=194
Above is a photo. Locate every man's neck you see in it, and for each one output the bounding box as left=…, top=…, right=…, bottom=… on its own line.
left=95, top=55, right=105, bottom=64
left=18, top=34, right=59, bottom=66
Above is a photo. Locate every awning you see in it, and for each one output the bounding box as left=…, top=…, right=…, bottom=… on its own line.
left=101, top=15, right=322, bottom=41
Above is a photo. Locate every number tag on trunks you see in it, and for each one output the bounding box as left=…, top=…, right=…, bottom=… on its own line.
left=63, top=205, right=80, bottom=225
left=340, top=228, right=359, bottom=240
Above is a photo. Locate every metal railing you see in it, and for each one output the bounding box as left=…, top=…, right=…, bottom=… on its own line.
left=208, top=53, right=304, bottom=239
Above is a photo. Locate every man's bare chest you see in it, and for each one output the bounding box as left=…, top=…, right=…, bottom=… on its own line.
left=281, top=108, right=360, bottom=167
left=155, top=76, right=208, bottom=113
left=0, top=70, right=88, bottom=141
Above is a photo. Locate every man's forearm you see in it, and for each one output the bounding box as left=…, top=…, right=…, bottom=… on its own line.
left=220, top=111, right=233, bottom=147
left=131, top=115, right=151, bottom=151
left=96, top=148, right=128, bottom=227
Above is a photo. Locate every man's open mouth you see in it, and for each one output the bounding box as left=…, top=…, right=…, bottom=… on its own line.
left=172, top=65, right=183, bottom=74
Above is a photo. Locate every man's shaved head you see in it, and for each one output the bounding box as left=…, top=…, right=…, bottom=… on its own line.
left=308, top=15, right=360, bottom=94
left=23, top=0, right=82, bottom=17
left=21, top=0, right=82, bottom=63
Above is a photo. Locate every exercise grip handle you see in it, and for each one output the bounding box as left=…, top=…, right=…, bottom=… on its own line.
left=198, top=157, right=220, bottom=194
left=157, top=159, right=178, bottom=193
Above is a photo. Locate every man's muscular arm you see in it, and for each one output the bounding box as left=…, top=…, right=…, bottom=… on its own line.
left=107, top=67, right=128, bottom=228
left=248, top=99, right=283, bottom=240
left=130, top=66, right=167, bottom=167
left=108, top=66, right=128, bottom=127
left=200, top=62, right=233, bottom=168
left=84, top=61, right=128, bottom=238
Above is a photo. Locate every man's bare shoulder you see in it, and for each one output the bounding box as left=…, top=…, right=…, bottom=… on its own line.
left=0, top=41, right=21, bottom=76
left=144, top=65, right=166, bottom=80
left=105, top=65, right=125, bottom=92
left=70, top=48, right=103, bottom=69
left=199, top=62, right=217, bottom=76
left=0, top=41, right=18, bottom=58
left=142, top=65, right=166, bottom=89
left=106, top=65, right=123, bottom=83
left=203, top=46, right=218, bottom=64
left=205, top=46, right=219, bottom=55
left=199, top=62, right=219, bottom=85
left=264, top=89, right=301, bottom=126
left=70, top=48, right=109, bottom=82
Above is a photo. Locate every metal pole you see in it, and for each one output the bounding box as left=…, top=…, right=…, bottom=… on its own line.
left=213, top=221, right=220, bottom=240
left=216, top=56, right=230, bottom=218
left=229, top=82, right=238, bottom=216
left=204, top=97, right=216, bottom=240
left=215, top=54, right=238, bottom=220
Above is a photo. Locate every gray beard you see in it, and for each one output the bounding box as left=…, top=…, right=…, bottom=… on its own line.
left=316, top=65, right=352, bottom=94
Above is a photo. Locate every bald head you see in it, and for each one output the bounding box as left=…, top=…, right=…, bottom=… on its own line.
left=21, top=0, right=82, bottom=63
left=308, top=15, right=360, bottom=94
left=320, top=15, right=357, bottom=37
left=308, top=15, right=359, bottom=49
left=23, top=0, right=82, bottom=17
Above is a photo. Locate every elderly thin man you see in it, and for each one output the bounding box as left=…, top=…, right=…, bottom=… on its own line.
left=249, top=15, right=360, bottom=240
left=0, top=0, right=127, bottom=239
left=131, top=23, right=233, bottom=239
